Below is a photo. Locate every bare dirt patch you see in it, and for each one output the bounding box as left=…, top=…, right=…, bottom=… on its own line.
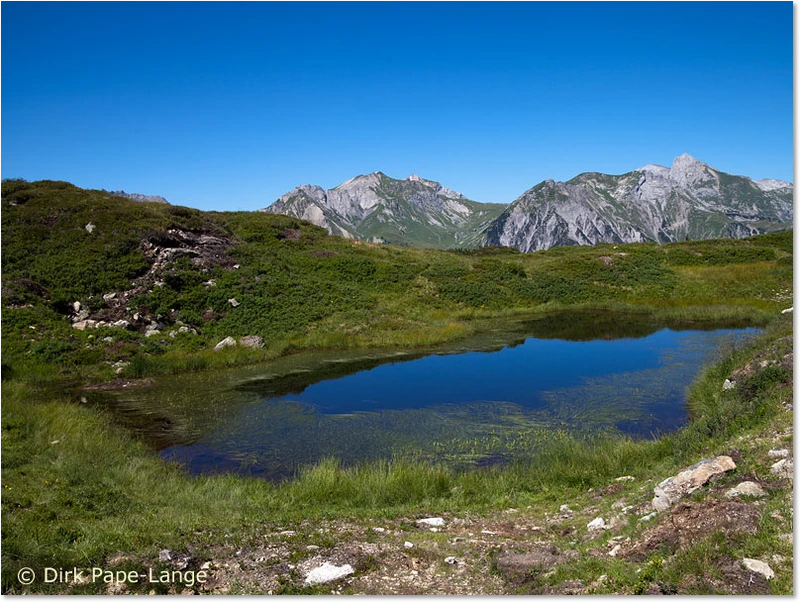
left=621, top=499, right=759, bottom=562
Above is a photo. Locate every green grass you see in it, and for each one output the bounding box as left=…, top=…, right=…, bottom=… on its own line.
left=2, top=180, right=793, bottom=384
left=2, top=314, right=792, bottom=592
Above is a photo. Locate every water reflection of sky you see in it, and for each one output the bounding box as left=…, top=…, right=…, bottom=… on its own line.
left=274, top=329, right=729, bottom=413
left=156, top=326, right=757, bottom=479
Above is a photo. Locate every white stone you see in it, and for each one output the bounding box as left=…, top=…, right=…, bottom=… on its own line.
left=781, top=307, right=793, bottom=314
left=444, top=556, right=457, bottom=565
left=639, top=512, right=657, bottom=522
left=214, top=336, right=237, bottom=351
left=85, top=222, right=96, bottom=233
left=722, top=379, right=736, bottom=390
left=304, top=562, right=354, bottom=585
left=608, top=545, right=622, bottom=557
left=416, top=517, right=445, bottom=527
left=103, top=292, right=117, bottom=302
left=768, top=449, right=790, bottom=458
left=725, top=481, right=766, bottom=498
left=742, top=558, right=774, bottom=580
left=404, top=542, right=414, bottom=549
left=145, top=329, right=161, bottom=337
left=770, top=458, right=793, bottom=478
left=560, top=504, right=572, bottom=513
left=615, top=475, right=635, bottom=482
left=228, top=298, right=240, bottom=307
left=587, top=517, right=607, bottom=532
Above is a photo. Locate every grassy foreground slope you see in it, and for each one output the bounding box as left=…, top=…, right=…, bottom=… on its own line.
left=1, top=179, right=793, bottom=383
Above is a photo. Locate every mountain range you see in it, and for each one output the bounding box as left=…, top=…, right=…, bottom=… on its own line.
left=262, top=154, right=793, bottom=252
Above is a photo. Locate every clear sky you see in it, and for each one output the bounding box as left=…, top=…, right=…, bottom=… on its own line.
left=2, top=2, right=793, bottom=211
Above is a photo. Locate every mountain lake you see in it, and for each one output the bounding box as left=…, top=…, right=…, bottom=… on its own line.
left=87, top=311, right=759, bottom=481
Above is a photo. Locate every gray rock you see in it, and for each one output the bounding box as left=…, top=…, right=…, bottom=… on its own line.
left=652, top=456, right=736, bottom=512
left=722, top=379, right=736, bottom=390
left=444, top=556, right=457, bottom=565
left=110, top=320, right=130, bottom=329
left=214, top=336, right=237, bottom=351
left=159, top=549, right=172, bottom=562
left=725, top=481, right=766, bottom=498
left=103, top=292, right=117, bottom=302
left=239, top=335, right=265, bottom=349
left=484, top=154, right=793, bottom=253
left=72, top=320, right=98, bottom=330
left=742, top=558, right=774, bottom=580
left=768, top=449, right=790, bottom=458
left=109, top=190, right=169, bottom=204
left=781, top=307, right=793, bottom=314
left=587, top=517, right=607, bottom=532
left=304, top=562, right=354, bottom=585
left=416, top=517, right=445, bottom=527
left=770, top=458, right=793, bottom=479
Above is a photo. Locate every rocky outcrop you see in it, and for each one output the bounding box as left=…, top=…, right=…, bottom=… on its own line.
left=652, top=455, right=736, bottom=511
left=484, top=154, right=793, bottom=252
left=261, top=172, right=504, bottom=249
left=109, top=190, right=169, bottom=204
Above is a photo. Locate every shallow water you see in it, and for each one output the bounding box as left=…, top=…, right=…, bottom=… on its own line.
left=91, top=311, right=758, bottom=480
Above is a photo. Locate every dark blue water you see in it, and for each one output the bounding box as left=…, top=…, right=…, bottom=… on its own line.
left=98, top=315, right=758, bottom=480
left=278, top=333, right=671, bottom=414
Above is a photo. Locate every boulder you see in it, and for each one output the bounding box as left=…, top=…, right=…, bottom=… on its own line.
left=725, top=481, right=766, bottom=498
left=214, top=336, right=237, bottom=351
left=240, top=335, right=265, bottom=349
left=770, top=458, right=793, bottom=479
left=742, top=558, right=774, bottom=580
left=652, top=456, right=736, bottom=512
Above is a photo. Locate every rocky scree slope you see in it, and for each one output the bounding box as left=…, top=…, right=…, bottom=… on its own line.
left=261, top=172, right=505, bottom=249
left=484, top=154, right=793, bottom=252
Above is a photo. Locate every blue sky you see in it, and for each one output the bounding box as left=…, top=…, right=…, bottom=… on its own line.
left=2, top=2, right=792, bottom=210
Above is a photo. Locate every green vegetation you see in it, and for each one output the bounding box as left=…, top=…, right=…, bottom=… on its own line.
left=2, top=179, right=792, bottom=384
left=1, top=180, right=793, bottom=593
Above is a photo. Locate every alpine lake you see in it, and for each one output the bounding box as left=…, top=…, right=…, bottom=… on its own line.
left=86, top=311, right=759, bottom=481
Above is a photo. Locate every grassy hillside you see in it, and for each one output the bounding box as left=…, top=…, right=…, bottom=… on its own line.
left=2, top=179, right=792, bottom=384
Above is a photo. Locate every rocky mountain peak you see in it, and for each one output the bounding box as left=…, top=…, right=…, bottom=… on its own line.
left=407, top=174, right=422, bottom=182
left=756, top=178, right=793, bottom=192
left=669, top=154, right=717, bottom=190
